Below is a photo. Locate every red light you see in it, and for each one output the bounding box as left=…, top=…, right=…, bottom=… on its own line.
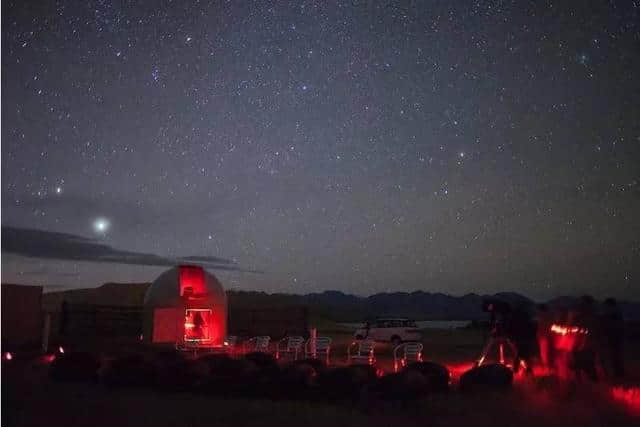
left=179, top=265, right=206, bottom=296
left=4, top=352, right=13, bottom=361
left=550, top=324, right=588, bottom=335
left=611, top=386, right=640, bottom=414
left=550, top=323, right=589, bottom=352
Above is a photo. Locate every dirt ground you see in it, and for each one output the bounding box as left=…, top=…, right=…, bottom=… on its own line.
left=2, top=327, right=639, bottom=427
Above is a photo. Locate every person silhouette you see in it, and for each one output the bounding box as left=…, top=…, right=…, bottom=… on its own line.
left=193, top=311, right=205, bottom=339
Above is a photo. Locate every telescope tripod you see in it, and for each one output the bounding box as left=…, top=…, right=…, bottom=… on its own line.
left=475, top=335, right=518, bottom=368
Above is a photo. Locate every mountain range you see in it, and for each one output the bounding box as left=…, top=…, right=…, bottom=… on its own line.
left=40, top=283, right=640, bottom=323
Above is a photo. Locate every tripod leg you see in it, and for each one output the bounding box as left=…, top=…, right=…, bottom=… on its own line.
left=477, top=337, right=494, bottom=366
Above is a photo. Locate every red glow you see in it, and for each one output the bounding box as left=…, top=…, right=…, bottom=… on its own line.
left=4, top=352, right=13, bottom=361
left=611, top=386, right=640, bottom=414
left=179, top=265, right=206, bottom=296
left=550, top=324, right=589, bottom=336
left=42, top=354, right=56, bottom=364
left=550, top=323, right=588, bottom=352
left=446, top=362, right=475, bottom=381
left=184, top=309, right=214, bottom=343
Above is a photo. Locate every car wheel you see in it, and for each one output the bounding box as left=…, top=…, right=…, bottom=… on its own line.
left=391, top=336, right=402, bottom=348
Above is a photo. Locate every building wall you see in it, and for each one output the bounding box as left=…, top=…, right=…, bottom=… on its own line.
left=1, top=284, right=43, bottom=349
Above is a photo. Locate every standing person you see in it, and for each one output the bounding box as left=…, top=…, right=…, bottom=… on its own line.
left=571, top=295, right=600, bottom=382
left=508, top=303, right=536, bottom=374
left=192, top=311, right=205, bottom=340
left=552, top=307, right=572, bottom=380
left=536, top=304, right=554, bottom=373
left=602, top=298, right=625, bottom=380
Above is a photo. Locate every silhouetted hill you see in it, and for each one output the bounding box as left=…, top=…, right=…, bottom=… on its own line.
left=39, top=284, right=640, bottom=322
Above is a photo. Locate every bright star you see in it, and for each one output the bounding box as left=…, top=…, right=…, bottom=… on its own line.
left=93, top=217, right=110, bottom=234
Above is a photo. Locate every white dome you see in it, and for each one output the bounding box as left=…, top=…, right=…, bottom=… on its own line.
left=144, top=265, right=225, bottom=308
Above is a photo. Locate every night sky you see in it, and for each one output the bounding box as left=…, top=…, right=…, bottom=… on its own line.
left=2, top=1, right=639, bottom=300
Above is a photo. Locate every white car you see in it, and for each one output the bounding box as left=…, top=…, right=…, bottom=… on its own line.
left=354, top=318, right=421, bottom=347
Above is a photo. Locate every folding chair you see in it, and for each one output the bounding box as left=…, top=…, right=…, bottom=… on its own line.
left=244, top=336, right=271, bottom=353
left=304, top=336, right=332, bottom=364
left=276, top=336, right=305, bottom=360
left=393, top=342, right=423, bottom=372
left=347, top=339, right=376, bottom=365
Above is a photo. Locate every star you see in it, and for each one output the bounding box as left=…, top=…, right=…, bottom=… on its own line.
left=93, top=218, right=110, bottom=235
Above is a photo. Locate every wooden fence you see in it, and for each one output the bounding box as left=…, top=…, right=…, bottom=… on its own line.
left=54, top=303, right=309, bottom=341
left=57, top=302, right=143, bottom=338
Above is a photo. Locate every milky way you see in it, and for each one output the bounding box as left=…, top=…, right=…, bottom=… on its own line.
left=2, top=1, right=639, bottom=299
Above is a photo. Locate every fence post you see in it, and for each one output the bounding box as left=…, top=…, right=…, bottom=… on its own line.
left=42, top=312, right=51, bottom=353
left=309, top=327, right=317, bottom=358
left=60, top=301, right=68, bottom=335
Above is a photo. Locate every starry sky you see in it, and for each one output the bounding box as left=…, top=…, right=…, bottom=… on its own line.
left=2, top=1, right=639, bottom=300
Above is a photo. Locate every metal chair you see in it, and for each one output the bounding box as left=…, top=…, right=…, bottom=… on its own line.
left=393, top=342, right=423, bottom=372
left=276, top=336, right=305, bottom=360
left=347, top=339, right=376, bottom=365
left=244, top=336, right=271, bottom=353
left=304, top=336, right=332, bottom=364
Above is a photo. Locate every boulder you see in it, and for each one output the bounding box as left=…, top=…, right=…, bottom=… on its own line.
left=49, top=352, right=100, bottom=382
left=100, top=354, right=155, bottom=387
left=404, top=361, right=450, bottom=392
left=316, top=365, right=377, bottom=401
left=459, top=363, right=513, bottom=392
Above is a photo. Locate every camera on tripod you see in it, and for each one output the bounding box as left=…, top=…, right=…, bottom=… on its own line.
left=481, top=298, right=512, bottom=338
left=475, top=298, right=518, bottom=367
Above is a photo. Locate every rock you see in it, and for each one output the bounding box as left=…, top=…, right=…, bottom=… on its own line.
left=404, top=361, right=450, bottom=392
left=100, top=354, right=155, bottom=387
left=459, top=363, right=513, bottom=392
left=49, top=352, right=100, bottom=382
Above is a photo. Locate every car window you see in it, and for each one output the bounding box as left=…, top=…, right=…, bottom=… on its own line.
left=389, top=320, right=402, bottom=327
left=403, top=320, right=417, bottom=327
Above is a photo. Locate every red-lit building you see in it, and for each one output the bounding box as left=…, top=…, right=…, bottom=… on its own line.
left=142, top=265, right=227, bottom=348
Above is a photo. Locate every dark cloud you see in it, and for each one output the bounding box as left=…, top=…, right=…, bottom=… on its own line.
left=180, top=255, right=235, bottom=264
left=1, top=226, right=258, bottom=273
left=19, top=266, right=81, bottom=278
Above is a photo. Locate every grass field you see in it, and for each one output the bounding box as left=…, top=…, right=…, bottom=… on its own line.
left=2, top=326, right=639, bottom=427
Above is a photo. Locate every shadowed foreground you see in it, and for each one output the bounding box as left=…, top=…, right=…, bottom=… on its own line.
left=2, top=354, right=637, bottom=427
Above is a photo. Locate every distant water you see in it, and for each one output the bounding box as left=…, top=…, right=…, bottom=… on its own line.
left=339, top=320, right=471, bottom=330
